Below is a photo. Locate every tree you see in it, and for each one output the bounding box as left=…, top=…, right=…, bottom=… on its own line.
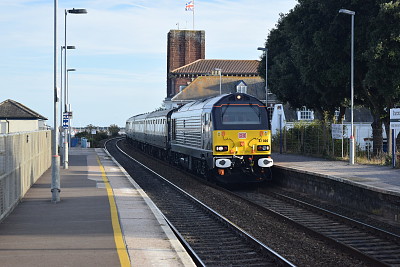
left=109, top=124, right=120, bottom=137
left=363, top=1, right=400, bottom=154
left=260, top=0, right=400, bottom=155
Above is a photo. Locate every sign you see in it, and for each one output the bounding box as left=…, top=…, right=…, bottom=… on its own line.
left=331, top=124, right=343, bottom=139
left=62, top=114, right=69, bottom=129
left=238, top=132, right=247, bottom=139
left=91, top=129, right=97, bottom=135
left=390, top=108, right=400, bottom=130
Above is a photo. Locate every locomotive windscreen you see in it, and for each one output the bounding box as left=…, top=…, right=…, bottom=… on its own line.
left=221, top=105, right=261, bottom=125
left=213, top=104, right=269, bottom=130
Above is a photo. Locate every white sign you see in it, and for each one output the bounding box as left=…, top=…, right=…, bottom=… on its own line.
left=331, top=124, right=343, bottom=139
left=91, top=129, right=97, bottom=135
left=390, top=108, right=400, bottom=130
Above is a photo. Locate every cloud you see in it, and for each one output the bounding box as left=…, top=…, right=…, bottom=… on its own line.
left=0, top=0, right=297, bottom=126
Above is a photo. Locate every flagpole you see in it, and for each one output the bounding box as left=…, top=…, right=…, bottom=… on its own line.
left=192, top=0, right=195, bottom=30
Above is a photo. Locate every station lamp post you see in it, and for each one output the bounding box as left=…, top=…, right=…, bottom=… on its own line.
left=66, top=68, right=76, bottom=149
left=63, top=8, right=87, bottom=169
left=257, top=47, right=268, bottom=107
left=60, top=45, right=75, bottom=156
left=51, top=0, right=60, bottom=203
left=339, top=8, right=355, bottom=165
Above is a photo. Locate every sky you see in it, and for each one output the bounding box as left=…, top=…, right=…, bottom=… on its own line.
left=0, top=0, right=297, bottom=127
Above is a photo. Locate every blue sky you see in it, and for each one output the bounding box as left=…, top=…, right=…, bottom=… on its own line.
left=0, top=0, right=297, bottom=127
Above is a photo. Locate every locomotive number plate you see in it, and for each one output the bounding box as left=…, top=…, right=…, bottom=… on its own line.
left=238, top=132, right=247, bottom=139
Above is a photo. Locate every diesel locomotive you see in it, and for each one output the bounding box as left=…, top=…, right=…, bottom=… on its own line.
left=125, top=93, right=273, bottom=183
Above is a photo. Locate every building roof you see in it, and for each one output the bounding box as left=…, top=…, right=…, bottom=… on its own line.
left=0, top=99, right=47, bottom=120
left=171, top=76, right=266, bottom=101
left=171, top=59, right=260, bottom=75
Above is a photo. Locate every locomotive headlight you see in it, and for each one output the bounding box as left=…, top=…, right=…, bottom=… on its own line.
left=258, top=158, right=273, bottom=167
left=215, top=145, right=228, bottom=152
left=257, top=145, right=270, bottom=151
left=216, top=158, right=232, bottom=168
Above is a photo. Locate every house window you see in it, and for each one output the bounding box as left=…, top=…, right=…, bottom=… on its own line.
left=334, top=110, right=345, bottom=122
left=298, top=107, right=313, bottom=120
left=237, top=85, right=247, bottom=93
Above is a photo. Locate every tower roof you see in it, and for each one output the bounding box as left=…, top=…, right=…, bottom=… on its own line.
left=171, top=59, right=260, bottom=76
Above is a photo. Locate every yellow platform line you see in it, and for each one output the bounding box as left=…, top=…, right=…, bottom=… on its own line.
left=97, top=156, right=131, bottom=267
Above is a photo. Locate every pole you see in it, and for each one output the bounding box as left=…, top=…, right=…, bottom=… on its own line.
left=265, top=48, right=268, bottom=107
left=219, top=70, right=222, bottom=95
left=192, top=0, right=195, bottom=30
left=63, top=10, right=69, bottom=169
left=393, top=129, right=396, bottom=168
left=59, top=46, right=63, bottom=163
left=349, top=13, right=355, bottom=165
left=257, top=47, right=268, bottom=107
left=279, top=114, right=282, bottom=154
left=51, top=0, right=60, bottom=203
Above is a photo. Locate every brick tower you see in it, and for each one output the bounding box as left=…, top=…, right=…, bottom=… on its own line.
left=167, top=30, right=205, bottom=98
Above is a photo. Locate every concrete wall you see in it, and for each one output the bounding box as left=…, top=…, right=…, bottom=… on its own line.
left=0, top=120, right=40, bottom=134
left=272, top=166, right=400, bottom=224
left=0, top=130, right=51, bottom=222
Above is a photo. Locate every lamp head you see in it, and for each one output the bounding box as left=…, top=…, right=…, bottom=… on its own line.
left=339, top=9, right=355, bottom=15
left=68, top=8, right=88, bottom=14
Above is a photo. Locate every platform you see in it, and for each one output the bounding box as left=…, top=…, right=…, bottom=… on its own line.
left=273, top=153, right=400, bottom=196
left=0, top=147, right=195, bottom=267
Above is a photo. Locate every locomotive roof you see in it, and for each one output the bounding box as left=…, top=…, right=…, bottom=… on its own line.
left=127, top=108, right=175, bottom=122
left=176, top=93, right=263, bottom=112
left=176, top=94, right=227, bottom=112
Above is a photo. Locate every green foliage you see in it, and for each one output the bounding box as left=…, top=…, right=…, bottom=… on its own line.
left=109, top=124, right=120, bottom=137
left=273, top=120, right=342, bottom=157
left=74, top=124, right=110, bottom=148
left=261, top=0, right=400, bottom=154
left=273, top=121, right=393, bottom=165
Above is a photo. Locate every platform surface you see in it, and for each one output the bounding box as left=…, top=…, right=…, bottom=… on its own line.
left=0, top=147, right=195, bottom=267
left=273, top=153, right=400, bottom=195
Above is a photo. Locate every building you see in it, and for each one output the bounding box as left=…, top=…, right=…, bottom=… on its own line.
left=0, top=99, right=48, bottom=134
left=164, top=30, right=272, bottom=108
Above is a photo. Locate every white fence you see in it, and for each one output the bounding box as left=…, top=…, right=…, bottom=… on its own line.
left=0, top=130, right=51, bottom=222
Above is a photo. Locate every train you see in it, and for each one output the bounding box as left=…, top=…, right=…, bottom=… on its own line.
left=125, top=93, right=273, bottom=183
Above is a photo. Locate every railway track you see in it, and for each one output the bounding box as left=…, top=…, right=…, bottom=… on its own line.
left=105, top=138, right=295, bottom=266
left=232, top=189, right=400, bottom=266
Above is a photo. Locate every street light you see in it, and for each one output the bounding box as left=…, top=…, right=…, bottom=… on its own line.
left=51, top=0, right=60, bottom=203
left=339, top=8, right=355, bottom=165
left=257, top=47, right=268, bottom=106
left=214, top=68, right=222, bottom=95
left=60, top=45, right=75, bottom=155
left=66, top=68, right=76, bottom=150
left=63, top=8, right=87, bottom=169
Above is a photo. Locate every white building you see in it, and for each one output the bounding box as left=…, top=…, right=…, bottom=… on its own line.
left=0, top=99, right=47, bottom=134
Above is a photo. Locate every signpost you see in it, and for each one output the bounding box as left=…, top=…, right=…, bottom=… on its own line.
left=332, top=124, right=344, bottom=158
left=62, top=113, right=69, bottom=129
left=390, top=108, right=400, bottom=168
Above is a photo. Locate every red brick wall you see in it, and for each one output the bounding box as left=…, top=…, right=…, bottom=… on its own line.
left=167, top=30, right=205, bottom=98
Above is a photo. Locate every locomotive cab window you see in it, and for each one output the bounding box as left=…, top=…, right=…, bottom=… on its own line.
left=214, top=104, right=269, bottom=130
left=222, top=105, right=261, bottom=125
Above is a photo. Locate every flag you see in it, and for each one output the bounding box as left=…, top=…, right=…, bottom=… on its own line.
left=185, top=1, right=194, bottom=11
